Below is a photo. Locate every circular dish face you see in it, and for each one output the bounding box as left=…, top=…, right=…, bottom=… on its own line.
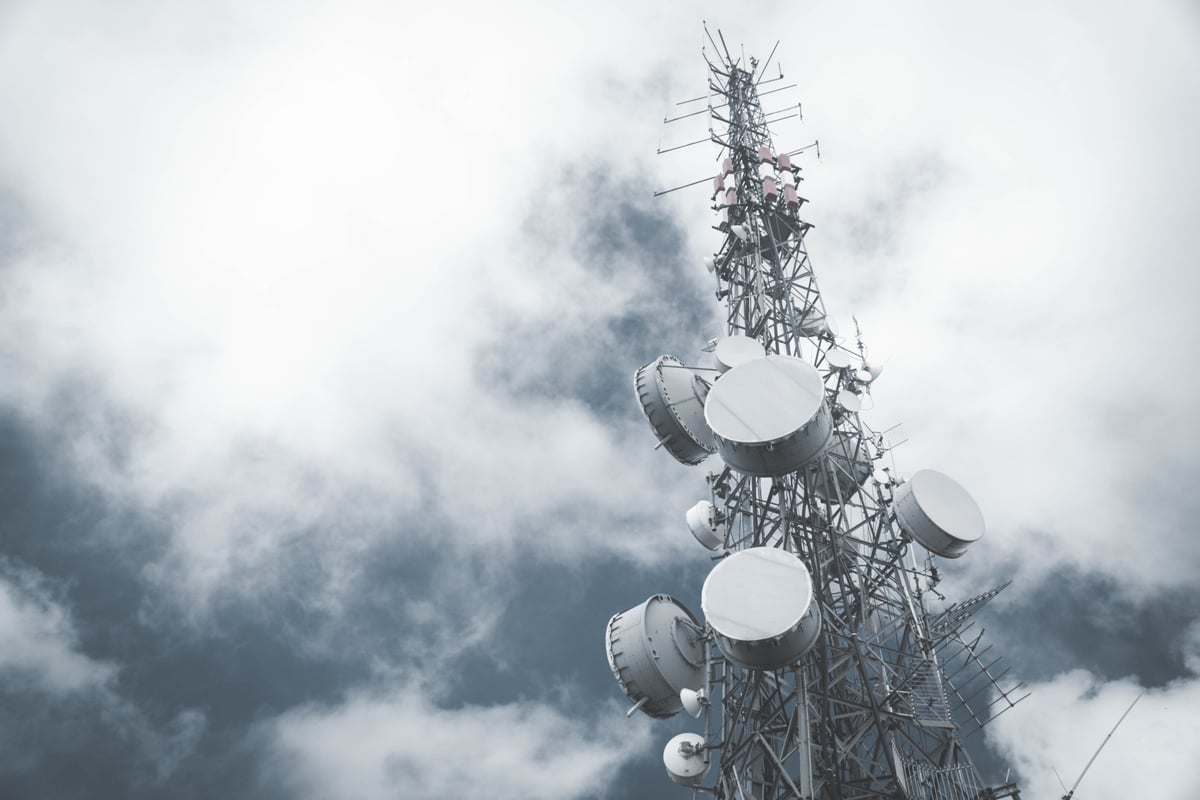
left=702, top=548, right=814, bottom=644
left=663, top=733, right=708, bottom=786
left=685, top=500, right=724, bottom=550
left=705, top=356, right=824, bottom=446
left=825, top=349, right=852, bottom=369
left=713, top=336, right=766, bottom=373
left=836, top=389, right=863, bottom=413
left=907, top=470, right=984, bottom=544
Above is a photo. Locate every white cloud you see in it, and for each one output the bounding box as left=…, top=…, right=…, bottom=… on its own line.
left=0, top=0, right=716, bottom=614
left=0, top=560, right=115, bottom=693
left=0, top=561, right=206, bottom=783
left=775, top=1, right=1200, bottom=595
left=988, top=626, right=1200, bottom=799
left=0, top=1, right=1198, bottom=796
left=262, top=687, right=653, bottom=800
left=0, top=0, right=1195, bottom=661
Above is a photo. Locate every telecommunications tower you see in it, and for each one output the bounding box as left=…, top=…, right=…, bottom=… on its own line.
left=604, top=28, right=1027, bottom=800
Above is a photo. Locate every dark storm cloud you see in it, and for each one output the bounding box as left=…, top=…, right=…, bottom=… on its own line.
left=0, top=415, right=306, bottom=797
left=480, top=169, right=717, bottom=420
left=989, top=570, right=1200, bottom=688
left=0, top=403, right=628, bottom=797
left=0, top=2, right=1198, bottom=799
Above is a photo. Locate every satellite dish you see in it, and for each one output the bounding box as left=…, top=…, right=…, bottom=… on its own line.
left=634, top=355, right=716, bottom=466
left=836, top=389, right=862, bottom=413
left=605, top=595, right=706, bottom=718
left=685, top=500, right=725, bottom=550
left=663, top=733, right=709, bottom=787
left=680, top=687, right=707, bottom=718
left=825, top=349, right=852, bottom=370
left=892, top=470, right=985, bottom=559
left=712, top=335, right=766, bottom=373
left=702, top=548, right=822, bottom=670
left=731, top=224, right=750, bottom=242
left=854, top=368, right=874, bottom=384
left=704, top=355, right=833, bottom=477
left=703, top=256, right=716, bottom=273
left=864, top=362, right=884, bottom=381
left=872, top=468, right=891, bottom=486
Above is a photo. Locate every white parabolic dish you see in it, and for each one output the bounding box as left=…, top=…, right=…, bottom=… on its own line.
left=892, top=469, right=985, bottom=559
left=825, top=348, right=852, bottom=369
left=663, top=732, right=708, bottom=786
left=702, top=547, right=822, bottom=670
left=712, top=335, right=766, bottom=373
left=704, top=355, right=832, bottom=476
left=836, top=389, right=863, bottom=413
left=685, top=500, right=725, bottom=550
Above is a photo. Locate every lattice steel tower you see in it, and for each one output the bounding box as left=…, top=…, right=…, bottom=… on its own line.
left=604, top=29, right=1026, bottom=800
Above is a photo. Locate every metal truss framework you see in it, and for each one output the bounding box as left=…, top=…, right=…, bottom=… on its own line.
left=682, top=33, right=1025, bottom=800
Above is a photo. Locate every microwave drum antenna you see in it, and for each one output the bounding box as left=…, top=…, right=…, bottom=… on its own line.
left=704, top=355, right=832, bottom=476
left=892, top=469, right=985, bottom=558
left=605, top=595, right=706, bottom=718
left=701, top=547, right=822, bottom=670
left=634, top=355, right=716, bottom=465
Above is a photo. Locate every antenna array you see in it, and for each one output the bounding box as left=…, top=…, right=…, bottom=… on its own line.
left=604, top=27, right=1026, bottom=799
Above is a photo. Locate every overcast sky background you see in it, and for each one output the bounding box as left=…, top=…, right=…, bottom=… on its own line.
left=0, top=1, right=1198, bottom=798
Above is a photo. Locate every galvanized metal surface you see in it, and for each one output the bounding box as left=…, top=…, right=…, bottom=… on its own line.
left=610, top=27, right=1022, bottom=800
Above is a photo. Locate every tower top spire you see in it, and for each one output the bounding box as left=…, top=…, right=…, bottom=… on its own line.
left=605, top=30, right=1024, bottom=799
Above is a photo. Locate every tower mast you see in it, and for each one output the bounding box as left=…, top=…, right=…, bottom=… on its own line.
left=606, top=29, right=1025, bottom=800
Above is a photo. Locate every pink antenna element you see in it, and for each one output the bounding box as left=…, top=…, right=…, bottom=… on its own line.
left=783, top=183, right=800, bottom=209
left=609, top=27, right=1025, bottom=799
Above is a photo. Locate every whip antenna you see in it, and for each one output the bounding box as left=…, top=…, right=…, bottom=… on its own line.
left=1061, top=692, right=1144, bottom=799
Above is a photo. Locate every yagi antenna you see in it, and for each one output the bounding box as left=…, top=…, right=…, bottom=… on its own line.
left=610, top=35, right=1030, bottom=797
left=1058, top=692, right=1144, bottom=799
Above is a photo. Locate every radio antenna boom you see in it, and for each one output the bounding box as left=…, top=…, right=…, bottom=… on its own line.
left=1062, top=692, right=1144, bottom=799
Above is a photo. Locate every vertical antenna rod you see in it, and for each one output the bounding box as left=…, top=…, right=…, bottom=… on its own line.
left=603, top=25, right=1025, bottom=800
left=1062, top=692, right=1144, bottom=799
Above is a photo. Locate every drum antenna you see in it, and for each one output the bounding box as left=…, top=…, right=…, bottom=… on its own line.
left=603, top=24, right=1028, bottom=800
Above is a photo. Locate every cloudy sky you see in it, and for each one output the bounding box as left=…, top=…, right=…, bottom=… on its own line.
left=0, top=1, right=1198, bottom=797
